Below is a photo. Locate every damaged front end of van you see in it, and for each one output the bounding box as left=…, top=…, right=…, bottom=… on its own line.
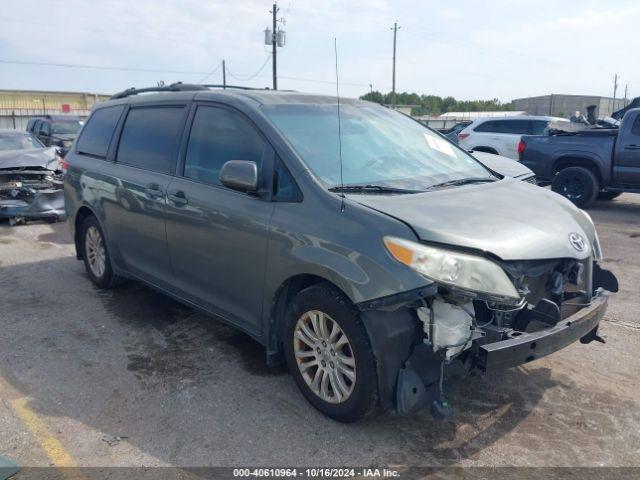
left=351, top=185, right=618, bottom=419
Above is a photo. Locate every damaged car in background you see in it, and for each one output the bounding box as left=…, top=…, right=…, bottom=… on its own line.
left=0, top=129, right=66, bottom=225
left=65, top=86, right=618, bottom=423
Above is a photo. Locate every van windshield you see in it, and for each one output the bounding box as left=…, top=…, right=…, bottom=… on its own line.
left=51, top=121, right=82, bottom=135
left=262, top=103, right=491, bottom=191
left=0, top=133, right=44, bottom=151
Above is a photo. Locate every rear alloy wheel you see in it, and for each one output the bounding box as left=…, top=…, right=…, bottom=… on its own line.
left=552, top=166, right=599, bottom=208
left=85, top=225, right=106, bottom=279
left=81, top=216, right=120, bottom=288
left=283, top=283, right=378, bottom=423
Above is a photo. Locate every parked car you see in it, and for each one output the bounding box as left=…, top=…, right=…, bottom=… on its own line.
left=26, top=115, right=82, bottom=156
left=458, top=116, right=569, bottom=159
left=437, top=121, right=472, bottom=144
left=471, top=151, right=537, bottom=183
left=519, top=108, right=640, bottom=207
left=65, top=84, right=617, bottom=422
left=0, top=129, right=65, bottom=224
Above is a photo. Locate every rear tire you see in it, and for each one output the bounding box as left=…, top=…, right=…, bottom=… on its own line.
left=80, top=216, right=120, bottom=289
left=597, top=191, right=623, bottom=201
left=551, top=166, right=599, bottom=208
left=282, top=283, right=378, bottom=423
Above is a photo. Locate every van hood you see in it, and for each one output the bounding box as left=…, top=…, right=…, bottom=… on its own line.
left=51, top=133, right=77, bottom=141
left=0, top=147, right=58, bottom=170
left=472, top=151, right=533, bottom=179
left=350, top=178, right=596, bottom=261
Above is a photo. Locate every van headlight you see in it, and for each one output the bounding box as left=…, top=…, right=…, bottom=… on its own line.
left=383, top=236, right=520, bottom=302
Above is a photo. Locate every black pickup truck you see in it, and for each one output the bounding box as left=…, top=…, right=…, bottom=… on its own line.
left=519, top=108, right=640, bottom=207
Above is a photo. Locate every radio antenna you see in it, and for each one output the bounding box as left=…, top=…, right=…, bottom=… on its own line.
left=334, top=37, right=345, bottom=212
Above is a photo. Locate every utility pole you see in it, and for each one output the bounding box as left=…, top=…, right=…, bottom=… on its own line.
left=624, top=83, right=628, bottom=107
left=391, top=21, right=400, bottom=108
left=271, top=3, right=278, bottom=90
left=612, top=73, right=618, bottom=113
left=265, top=4, right=285, bottom=90
left=222, top=60, right=226, bottom=89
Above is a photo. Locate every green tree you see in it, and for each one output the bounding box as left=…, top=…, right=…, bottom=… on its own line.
left=359, top=91, right=516, bottom=115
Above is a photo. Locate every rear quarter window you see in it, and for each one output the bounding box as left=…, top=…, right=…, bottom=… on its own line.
left=498, top=120, right=530, bottom=134
left=474, top=121, right=500, bottom=133
left=632, top=116, right=640, bottom=135
left=475, top=120, right=530, bottom=134
left=76, top=105, right=125, bottom=158
left=529, top=120, right=550, bottom=135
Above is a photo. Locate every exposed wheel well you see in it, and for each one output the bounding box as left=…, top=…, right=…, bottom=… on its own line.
left=553, top=157, right=602, bottom=184
left=472, top=146, right=499, bottom=155
left=74, top=206, right=95, bottom=259
left=267, top=274, right=350, bottom=365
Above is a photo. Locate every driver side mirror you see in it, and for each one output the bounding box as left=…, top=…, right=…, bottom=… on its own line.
left=219, top=160, right=259, bottom=193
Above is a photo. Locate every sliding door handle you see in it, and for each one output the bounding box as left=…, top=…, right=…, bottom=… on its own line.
left=144, top=183, right=164, bottom=199
left=168, top=190, right=188, bottom=206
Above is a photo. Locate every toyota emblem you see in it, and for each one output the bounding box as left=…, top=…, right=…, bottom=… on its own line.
left=569, top=232, right=587, bottom=252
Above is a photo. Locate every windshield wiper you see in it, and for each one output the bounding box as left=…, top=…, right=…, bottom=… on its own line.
left=427, top=176, right=497, bottom=189
left=328, top=184, right=423, bottom=194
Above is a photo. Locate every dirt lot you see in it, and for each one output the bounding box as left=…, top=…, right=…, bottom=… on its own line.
left=1, top=194, right=639, bottom=470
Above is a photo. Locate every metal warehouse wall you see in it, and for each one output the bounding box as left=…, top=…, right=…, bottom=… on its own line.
left=0, top=110, right=90, bottom=130
left=513, top=94, right=627, bottom=118
left=0, top=90, right=109, bottom=111
left=0, top=89, right=110, bottom=130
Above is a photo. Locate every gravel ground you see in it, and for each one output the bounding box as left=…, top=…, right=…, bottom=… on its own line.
left=0, top=193, right=639, bottom=470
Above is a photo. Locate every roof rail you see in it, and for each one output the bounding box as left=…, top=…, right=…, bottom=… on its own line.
left=109, top=82, right=290, bottom=100
left=109, top=82, right=207, bottom=100
left=201, top=84, right=271, bottom=91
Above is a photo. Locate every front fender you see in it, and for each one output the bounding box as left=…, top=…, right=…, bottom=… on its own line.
left=552, top=150, right=608, bottom=180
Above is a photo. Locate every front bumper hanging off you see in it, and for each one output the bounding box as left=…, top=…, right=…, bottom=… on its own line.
left=0, top=189, right=66, bottom=222
left=362, top=287, right=612, bottom=416
left=477, top=290, right=608, bottom=371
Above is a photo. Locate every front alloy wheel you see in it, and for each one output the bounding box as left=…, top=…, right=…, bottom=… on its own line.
left=293, top=310, right=356, bottom=403
left=283, top=283, right=378, bottom=423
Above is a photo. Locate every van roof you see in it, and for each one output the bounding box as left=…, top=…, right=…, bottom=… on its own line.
left=106, top=83, right=366, bottom=107
left=472, top=115, right=568, bottom=122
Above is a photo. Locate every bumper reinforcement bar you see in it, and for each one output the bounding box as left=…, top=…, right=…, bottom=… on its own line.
left=477, top=291, right=608, bottom=371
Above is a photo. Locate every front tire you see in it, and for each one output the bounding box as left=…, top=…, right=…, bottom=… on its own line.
left=552, top=166, right=599, bottom=208
left=283, top=283, right=378, bottom=423
left=80, top=216, right=120, bottom=289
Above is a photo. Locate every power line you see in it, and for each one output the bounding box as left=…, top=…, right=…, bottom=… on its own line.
left=0, top=59, right=208, bottom=75
left=0, top=57, right=389, bottom=91
left=197, top=62, right=223, bottom=83
left=226, top=56, right=271, bottom=81
left=277, top=75, right=390, bottom=89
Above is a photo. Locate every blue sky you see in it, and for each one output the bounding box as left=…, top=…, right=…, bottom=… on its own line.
left=0, top=0, right=636, bottom=101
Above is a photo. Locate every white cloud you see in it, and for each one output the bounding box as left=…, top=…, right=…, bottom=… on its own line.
left=438, top=8, right=461, bottom=19
left=0, top=0, right=637, bottom=100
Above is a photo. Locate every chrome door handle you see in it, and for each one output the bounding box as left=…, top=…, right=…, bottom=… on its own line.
left=144, top=183, right=164, bottom=199
left=168, top=190, right=188, bottom=206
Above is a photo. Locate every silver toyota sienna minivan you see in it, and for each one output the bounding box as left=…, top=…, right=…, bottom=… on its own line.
left=64, top=84, right=618, bottom=423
